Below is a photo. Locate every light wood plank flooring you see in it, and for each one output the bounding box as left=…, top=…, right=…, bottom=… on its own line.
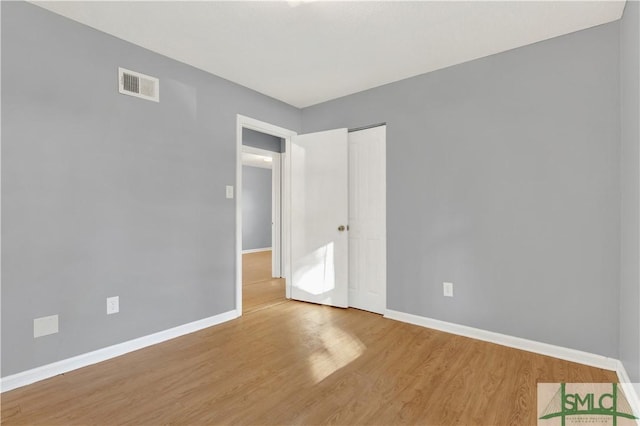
left=242, top=250, right=286, bottom=314
left=2, top=257, right=617, bottom=425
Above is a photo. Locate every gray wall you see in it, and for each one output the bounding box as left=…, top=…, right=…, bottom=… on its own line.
left=302, top=23, right=621, bottom=358
left=619, top=0, right=640, bottom=383
left=2, top=0, right=636, bottom=380
left=243, top=128, right=283, bottom=153
left=1, top=1, right=300, bottom=376
left=242, top=166, right=272, bottom=251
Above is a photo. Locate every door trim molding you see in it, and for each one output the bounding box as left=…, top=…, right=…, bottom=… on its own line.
left=236, top=115, right=297, bottom=313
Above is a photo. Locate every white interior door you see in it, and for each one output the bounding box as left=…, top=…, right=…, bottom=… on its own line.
left=291, top=128, right=349, bottom=308
left=348, top=126, right=387, bottom=314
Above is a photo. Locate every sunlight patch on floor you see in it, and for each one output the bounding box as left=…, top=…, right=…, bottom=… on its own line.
left=308, top=323, right=365, bottom=384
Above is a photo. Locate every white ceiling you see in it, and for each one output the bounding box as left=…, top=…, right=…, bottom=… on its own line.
left=32, top=1, right=625, bottom=108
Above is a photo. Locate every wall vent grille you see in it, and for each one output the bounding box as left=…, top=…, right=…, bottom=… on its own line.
left=118, top=67, right=159, bottom=102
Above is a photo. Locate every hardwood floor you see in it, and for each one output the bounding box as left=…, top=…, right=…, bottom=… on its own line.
left=2, top=259, right=617, bottom=425
left=242, top=250, right=286, bottom=314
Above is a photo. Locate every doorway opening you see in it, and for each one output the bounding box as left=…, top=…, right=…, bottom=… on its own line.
left=241, top=143, right=283, bottom=313
left=236, top=116, right=297, bottom=315
left=236, top=116, right=387, bottom=316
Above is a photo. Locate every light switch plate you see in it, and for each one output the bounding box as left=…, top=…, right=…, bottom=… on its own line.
left=226, top=185, right=234, bottom=199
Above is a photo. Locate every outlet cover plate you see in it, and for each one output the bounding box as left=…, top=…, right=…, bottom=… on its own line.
left=107, top=296, right=119, bottom=315
left=443, top=282, right=454, bottom=297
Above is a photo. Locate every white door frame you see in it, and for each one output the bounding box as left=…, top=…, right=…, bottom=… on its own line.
left=236, top=115, right=297, bottom=314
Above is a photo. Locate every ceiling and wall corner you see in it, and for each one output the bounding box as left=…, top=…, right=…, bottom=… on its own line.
left=30, top=0, right=625, bottom=108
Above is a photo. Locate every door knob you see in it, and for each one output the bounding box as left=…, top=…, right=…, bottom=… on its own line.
left=338, top=225, right=346, bottom=232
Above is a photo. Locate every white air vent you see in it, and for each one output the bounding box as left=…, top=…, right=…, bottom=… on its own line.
left=118, top=67, right=159, bottom=102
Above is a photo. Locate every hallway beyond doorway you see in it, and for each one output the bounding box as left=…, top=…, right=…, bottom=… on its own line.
left=243, top=250, right=286, bottom=314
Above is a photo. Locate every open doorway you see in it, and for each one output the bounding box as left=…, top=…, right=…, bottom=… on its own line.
left=236, top=116, right=387, bottom=316
left=236, top=116, right=297, bottom=315
left=241, top=140, right=283, bottom=313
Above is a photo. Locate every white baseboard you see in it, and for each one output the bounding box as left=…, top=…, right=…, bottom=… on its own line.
left=616, top=360, right=640, bottom=421
left=384, top=309, right=619, bottom=371
left=242, top=247, right=272, bottom=254
left=0, top=309, right=239, bottom=393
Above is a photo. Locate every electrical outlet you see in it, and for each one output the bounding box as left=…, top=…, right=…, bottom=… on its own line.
left=225, top=185, right=234, bottom=199
left=107, top=296, right=119, bottom=315
left=443, top=282, right=454, bottom=297
left=34, top=314, right=59, bottom=338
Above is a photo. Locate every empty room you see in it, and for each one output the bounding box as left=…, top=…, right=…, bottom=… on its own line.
left=1, top=1, right=639, bottom=425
